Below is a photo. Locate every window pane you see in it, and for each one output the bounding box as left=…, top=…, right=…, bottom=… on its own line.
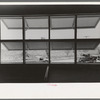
left=51, top=16, right=75, bottom=39
left=1, top=42, right=23, bottom=64
left=25, top=17, right=48, bottom=39
left=1, top=17, right=22, bottom=40
left=25, top=41, right=49, bottom=64
left=77, top=15, right=100, bottom=39
left=51, top=41, right=74, bottom=63
left=77, top=40, right=100, bottom=64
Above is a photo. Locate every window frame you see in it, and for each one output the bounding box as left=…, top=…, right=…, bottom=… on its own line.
left=0, top=14, right=100, bottom=65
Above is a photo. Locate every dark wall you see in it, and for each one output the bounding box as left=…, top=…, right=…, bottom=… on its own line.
left=0, top=5, right=100, bottom=15
left=48, top=64, right=100, bottom=82
left=0, top=64, right=47, bottom=83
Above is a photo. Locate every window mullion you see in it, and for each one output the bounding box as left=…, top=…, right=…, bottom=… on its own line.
left=22, top=16, right=25, bottom=64
left=75, top=15, right=77, bottom=64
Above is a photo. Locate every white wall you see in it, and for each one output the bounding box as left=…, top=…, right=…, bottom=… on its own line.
left=0, top=83, right=100, bottom=98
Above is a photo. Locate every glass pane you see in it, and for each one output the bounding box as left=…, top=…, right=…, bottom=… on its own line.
left=1, top=42, right=23, bottom=64
left=77, top=40, right=100, bottom=64
left=25, top=17, right=48, bottom=39
left=51, top=41, right=74, bottom=63
left=1, top=17, right=22, bottom=40
left=50, top=16, right=75, bottom=39
left=77, top=15, right=100, bottom=39
left=25, top=41, right=49, bottom=64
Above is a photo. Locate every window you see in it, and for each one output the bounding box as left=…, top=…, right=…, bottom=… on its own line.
left=25, top=41, right=48, bottom=64
left=0, top=17, right=23, bottom=64
left=0, top=15, right=100, bottom=64
left=1, top=17, right=22, bottom=40
left=50, top=16, right=75, bottom=39
left=1, top=42, right=23, bottom=64
left=77, top=15, right=100, bottom=64
left=77, top=15, right=100, bottom=39
left=50, top=16, right=75, bottom=63
left=50, top=41, right=74, bottom=63
left=77, top=40, right=100, bottom=64
left=25, top=17, right=48, bottom=40
left=25, top=16, right=49, bottom=64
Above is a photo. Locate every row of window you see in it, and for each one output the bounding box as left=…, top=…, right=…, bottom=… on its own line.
left=1, top=41, right=100, bottom=64
left=0, top=15, right=100, bottom=40
left=0, top=15, right=100, bottom=64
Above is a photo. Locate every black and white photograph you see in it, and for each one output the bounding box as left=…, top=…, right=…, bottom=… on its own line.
left=0, top=0, right=100, bottom=99
left=1, top=3, right=100, bottom=83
